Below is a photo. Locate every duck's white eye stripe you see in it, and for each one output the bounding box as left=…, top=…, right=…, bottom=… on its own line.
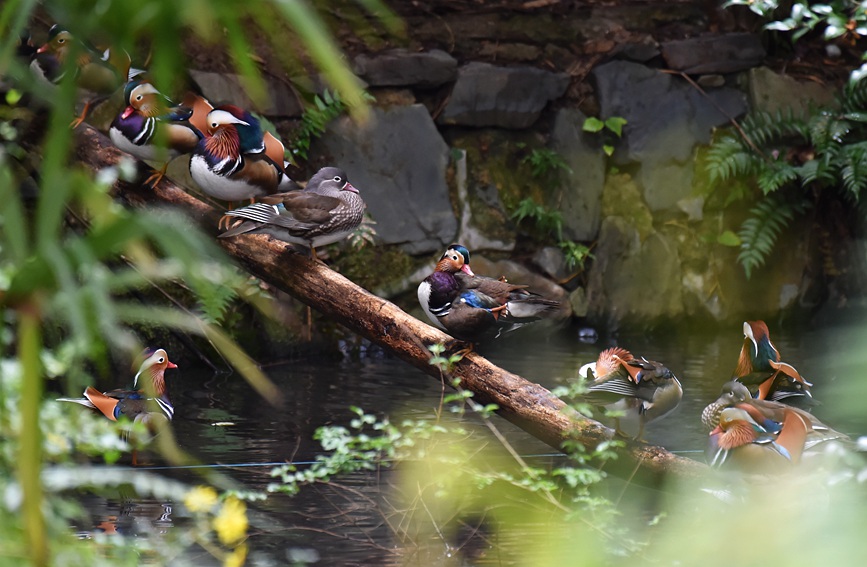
left=207, top=110, right=250, bottom=127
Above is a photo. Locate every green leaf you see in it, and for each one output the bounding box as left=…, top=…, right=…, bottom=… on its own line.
left=843, top=112, right=867, bottom=122
left=582, top=117, right=605, bottom=133
left=717, top=230, right=741, bottom=246
left=5, top=89, right=22, bottom=105
left=604, top=116, right=628, bottom=137
left=603, top=144, right=614, bottom=156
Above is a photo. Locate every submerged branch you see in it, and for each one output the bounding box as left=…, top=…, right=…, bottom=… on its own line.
left=74, top=125, right=708, bottom=485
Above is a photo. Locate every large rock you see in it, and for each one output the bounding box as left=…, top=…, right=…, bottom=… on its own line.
left=439, top=62, right=570, bottom=129
left=585, top=217, right=683, bottom=328
left=353, top=49, right=457, bottom=88
left=550, top=108, right=607, bottom=240
left=748, top=66, right=836, bottom=116
left=661, top=33, right=765, bottom=74
left=453, top=149, right=515, bottom=252
left=315, top=105, right=457, bottom=254
left=188, top=70, right=302, bottom=117
left=593, top=60, right=748, bottom=211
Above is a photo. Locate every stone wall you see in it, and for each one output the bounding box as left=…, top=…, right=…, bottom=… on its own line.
left=188, top=2, right=841, bottom=330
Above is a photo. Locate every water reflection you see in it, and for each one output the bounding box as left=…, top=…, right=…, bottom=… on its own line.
left=76, top=317, right=867, bottom=564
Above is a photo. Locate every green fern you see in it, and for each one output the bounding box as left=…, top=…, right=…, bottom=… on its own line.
left=737, top=195, right=802, bottom=279
left=706, top=78, right=867, bottom=276
left=757, top=161, right=798, bottom=194
left=841, top=142, right=867, bottom=197
left=510, top=198, right=563, bottom=240
left=290, top=89, right=374, bottom=163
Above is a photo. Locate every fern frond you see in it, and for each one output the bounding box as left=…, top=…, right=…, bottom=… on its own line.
left=841, top=142, right=867, bottom=198
left=706, top=136, right=763, bottom=186
left=291, top=89, right=351, bottom=161
left=195, top=284, right=237, bottom=325
left=842, top=79, right=867, bottom=112
left=737, top=195, right=802, bottom=279
left=757, top=162, right=798, bottom=194
left=740, top=109, right=808, bottom=147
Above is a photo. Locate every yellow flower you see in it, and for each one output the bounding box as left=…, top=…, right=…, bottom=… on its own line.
left=184, top=486, right=218, bottom=513
left=214, top=497, right=248, bottom=546
left=224, top=543, right=248, bottom=567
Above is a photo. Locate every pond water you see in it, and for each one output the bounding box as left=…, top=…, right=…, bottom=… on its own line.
left=72, top=312, right=867, bottom=565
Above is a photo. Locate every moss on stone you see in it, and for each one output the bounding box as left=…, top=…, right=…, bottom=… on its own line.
left=332, top=244, right=414, bottom=293
left=600, top=171, right=654, bottom=241
left=448, top=130, right=552, bottom=241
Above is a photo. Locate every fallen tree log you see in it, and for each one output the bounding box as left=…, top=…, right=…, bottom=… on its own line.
left=74, top=124, right=708, bottom=484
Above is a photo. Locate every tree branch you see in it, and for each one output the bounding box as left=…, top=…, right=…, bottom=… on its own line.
left=73, top=125, right=708, bottom=485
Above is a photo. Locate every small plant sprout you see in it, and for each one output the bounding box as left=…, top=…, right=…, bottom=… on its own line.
left=583, top=115, right=627, bottom=156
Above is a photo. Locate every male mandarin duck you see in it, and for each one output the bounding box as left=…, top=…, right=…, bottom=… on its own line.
left=58, top=348, right=177, bottom=430
left=579, top=347, right=683, bottom=440
left=189, top=104, right=294, bottom=203
left=734, top=320, right=813, bottom=403
left=707, top=407, right=810, bottom=473
left=109, top=80, right=211, bottom=187
left=416, top=244, right=560, bottom=343
left=217, top=166, right=365, bottom=260
left=31, top=24, right=139, bottom=127
left=701, top=380, right=847, bottom=449
left=58, top=348, right=177, bottom=465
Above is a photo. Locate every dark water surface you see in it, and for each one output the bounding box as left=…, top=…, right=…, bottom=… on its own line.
left=76, top=315, right=867, bottom=565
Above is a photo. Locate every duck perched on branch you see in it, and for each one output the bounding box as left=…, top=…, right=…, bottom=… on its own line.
left=189, top=104, right=294, bottom=203
left=109, top=79, right=210, bottom=187
left=218, top=166, right=365, bottom=260
left=417, top=244, right=560, bottom=344
left=31, top=24, right=141, bottom=127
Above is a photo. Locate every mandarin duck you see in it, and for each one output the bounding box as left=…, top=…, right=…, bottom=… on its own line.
left=734, top=320, right=813, bottom=403
left=218, top=166, right=365, bottom=260
left=109, top=80, right=212, bottom=187
left=31, top=25, right=139, bottom=127
left=701, top=380, right=847, bottom=453
left=189, top=104, right=294, bottom=204
left=417, top=244, right=560, bottom=343
left=58, top=348, right=177, bottom=464
left=579, top=347, right=683, bottom=441
left=707, top=407, right=810, bottom=473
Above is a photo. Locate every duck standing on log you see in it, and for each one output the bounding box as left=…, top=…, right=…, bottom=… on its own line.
left=31, top=24, right=141, bottom=127
left=109, top=79, right=211, bottom=187
left=417, top=244, right=560, bottom=344
left=189, top=104, right=295, bottom=205
left=218, top=166, right=365, bottom=260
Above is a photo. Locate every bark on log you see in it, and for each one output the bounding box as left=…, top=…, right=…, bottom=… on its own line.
left=73, top=125, right=708, bottom=484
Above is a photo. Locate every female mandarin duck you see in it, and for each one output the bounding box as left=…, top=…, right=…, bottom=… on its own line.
left=58, top=348, right=177, bottom=427
left=707, top=407, right=810, bottom=473
left=31, top=25, right=138, bottom=127
left=189, top=104, right=294, bottom=203
left=417, top=244, right=560, bottom=343
left=579, top=347, right=683, bottom=441
left=218, top=166, right=365, bottom=260
left=109, top=80, right=212, bottom=187
left=734, top=320, right=813, bottom=404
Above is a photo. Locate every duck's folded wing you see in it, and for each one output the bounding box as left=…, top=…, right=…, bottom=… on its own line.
left=586, top=377, right=638, bottom=398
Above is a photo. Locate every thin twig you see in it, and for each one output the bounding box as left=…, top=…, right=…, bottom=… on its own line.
left=662, top=69, right=768, bottom=159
